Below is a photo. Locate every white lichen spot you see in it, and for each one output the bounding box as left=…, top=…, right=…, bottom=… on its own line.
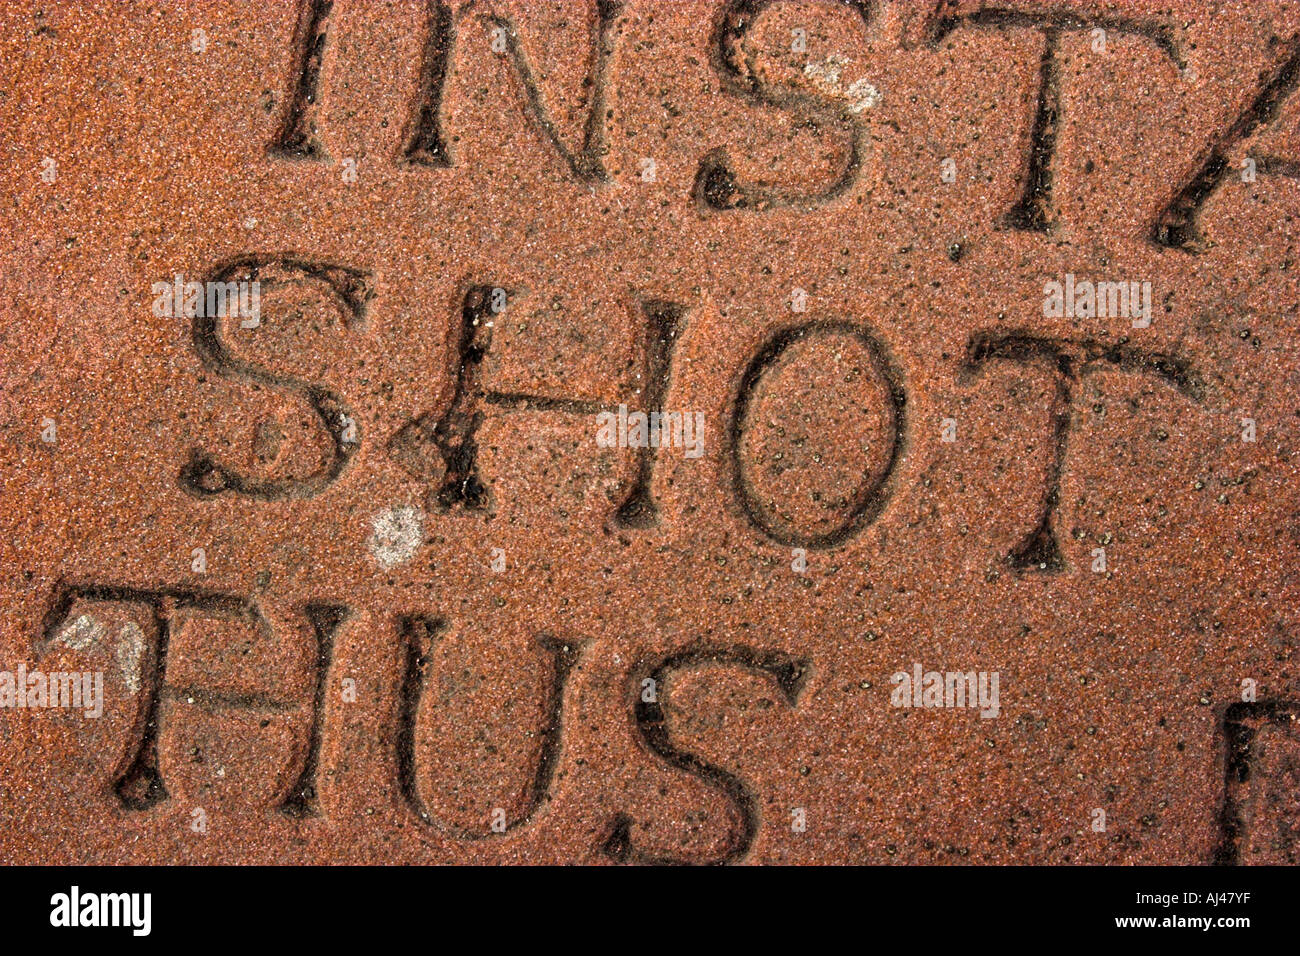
left=53, top=614, right=143, bottom=694
left=804, top=55, right=880, bottom=113
left=368, top=505, right=425, bottom=569
left=56, top=614, right=106, bottom=650
left=804, top=53, right=849, bottom=88
left=115, top=622, right=145, bottom=693
left=844, top=77, right=881, bottom=113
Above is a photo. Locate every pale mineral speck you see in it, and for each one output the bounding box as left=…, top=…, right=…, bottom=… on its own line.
left=804, top=56, right=880, bottom=112
left=368, top=505, right=425, bottom=569
left=115, top=622, right=145, bottom=693
left=55, top=614, right=105, bottom=650
left=845, top=77, right=881, bottom=113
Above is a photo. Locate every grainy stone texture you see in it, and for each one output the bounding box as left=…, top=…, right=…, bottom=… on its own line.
left=1, top=0, right=1299, bottom=864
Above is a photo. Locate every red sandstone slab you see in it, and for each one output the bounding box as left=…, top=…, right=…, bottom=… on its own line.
left=1, top=0, right=1298, bottom=865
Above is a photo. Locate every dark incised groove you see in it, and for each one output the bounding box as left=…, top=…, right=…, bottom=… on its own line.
left=1256, top=156, right=1300, bottom=179
left=1152, top=36, right=1300, bottom=253
left=1214, top=700, right=1300, bottom=865
left=271, top=0, right=333, bottom=160
left=965, top=331, right=1076, bottom=378
left=926, top=7, right=1182, bottom=66
left=162, top=686, right=296, bottom=712
left=281, top=603, right=350, bottom=819
left=1003, top=26, right=1060, bottom=232
left=693, top=151, right=745, bottom=210
left=53, top=587, right=172, bottom=811
left=1084, top=342, right=1203, bottom=401
left=396, top=615, right=448, bottom=834
left=965, top=333, right=1204, bottom=401
left=516, top=634, right=586, bottom=835
left=401, top=0, right=455, bottom=167
left=179, top=255, right=372, bottom=502
left=927, top=6, right=1182, bottom=234
left=482, top=0, right=623, bottom=183
left=391, top=284, right=680, bottom=520
left=1011, top=365, right=1070, bottom=572
left=693, top=0, right=875, bottom=212
left=729, top=319, right=906, bottom=550
left=397, top=617, right=583, bottom=839
left=39, top=584, right=274, bottom=811
left=389, top=285, right=501, bottom=512
left=603, top=646, right=810, bottom=865
left=962, top=332, right=1205, bottom=572
left=482, top=392, right=603, bottom=414
left=613, top=300, right=689, bottom=529
left=432, top=286, right=497, bottom=511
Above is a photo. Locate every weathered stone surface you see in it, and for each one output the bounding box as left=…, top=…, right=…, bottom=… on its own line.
left=1, top=0, right=1298, bottom=864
